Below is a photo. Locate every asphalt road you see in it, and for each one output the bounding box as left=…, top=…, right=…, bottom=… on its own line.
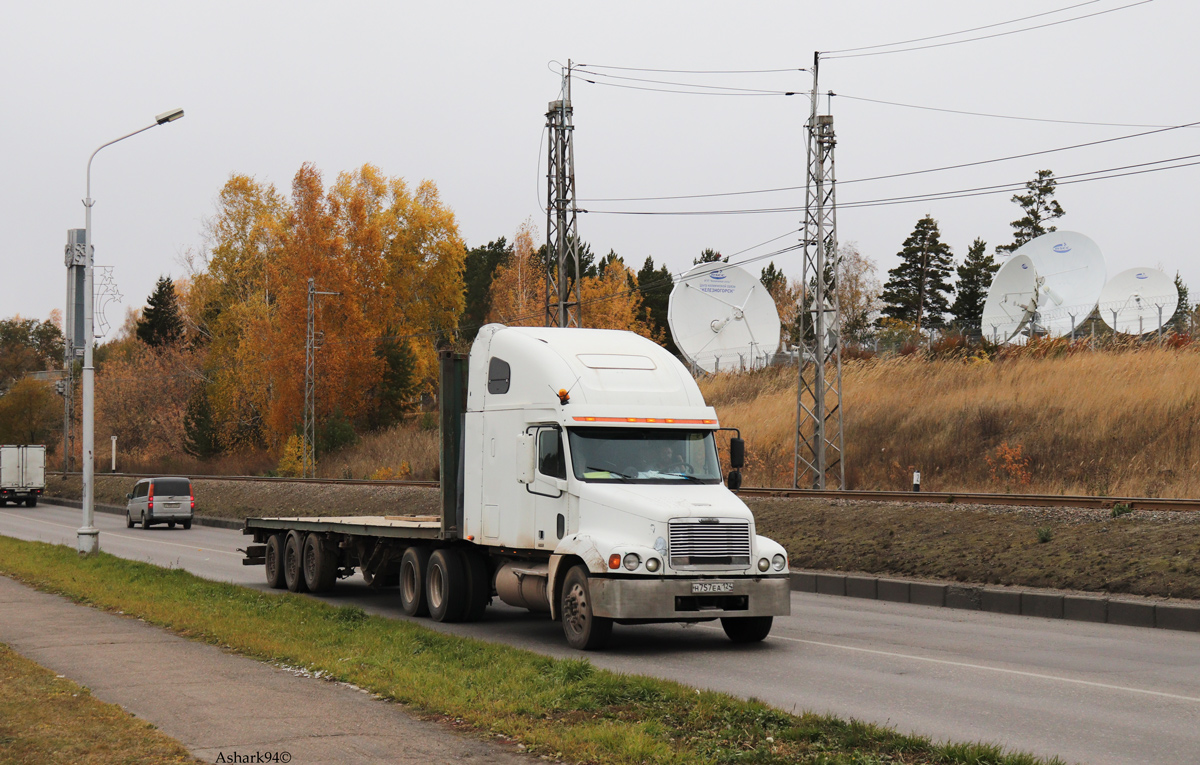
left=3, top=504, right=1198, bottom=765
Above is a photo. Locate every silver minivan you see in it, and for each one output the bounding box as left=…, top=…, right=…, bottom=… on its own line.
left=125, top=477, right=194, bottom=530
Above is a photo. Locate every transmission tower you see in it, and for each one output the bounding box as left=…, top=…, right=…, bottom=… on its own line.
left=304, top=278, right=339, bottom=478
left=794, top=52, right=845, bottom=490
left=545, top=60, right=582, bottom=328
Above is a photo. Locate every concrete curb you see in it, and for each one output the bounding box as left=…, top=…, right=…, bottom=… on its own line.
left=39, top=496, right=243, bottom=530
left=791, top=569, right=1200, bottom=634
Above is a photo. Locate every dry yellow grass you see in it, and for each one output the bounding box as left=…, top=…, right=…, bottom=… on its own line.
left=320, top=420, right=441, bottom=480
left=702, top=346, right=1200, bottom=497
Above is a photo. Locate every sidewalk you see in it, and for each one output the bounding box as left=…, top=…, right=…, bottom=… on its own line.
left=0, top=576, right=532, bottom=764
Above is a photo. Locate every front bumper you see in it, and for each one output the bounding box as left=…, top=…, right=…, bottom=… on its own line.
left=589, top=575, right=790, bottom=620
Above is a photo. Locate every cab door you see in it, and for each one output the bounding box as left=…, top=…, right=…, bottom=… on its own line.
left=529, top=426, right=568, bottom=550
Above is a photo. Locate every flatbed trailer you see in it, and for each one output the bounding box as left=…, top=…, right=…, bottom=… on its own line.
left=243, top=327, right=791, bottom=649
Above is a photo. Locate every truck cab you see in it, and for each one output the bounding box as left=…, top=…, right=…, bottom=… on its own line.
left=463, top=325, right=790, bottom=648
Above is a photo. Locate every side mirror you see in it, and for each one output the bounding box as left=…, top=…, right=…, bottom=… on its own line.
left=730, top=437, right=745, bottom=469
left=126, top=493, right=133, bottom=500
left=727, top=470, right=743, bottom=491
left=515, top=433, right=535, bottom=484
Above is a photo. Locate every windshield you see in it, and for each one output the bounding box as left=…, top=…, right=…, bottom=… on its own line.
left=567, top=427, right=722, bottom=483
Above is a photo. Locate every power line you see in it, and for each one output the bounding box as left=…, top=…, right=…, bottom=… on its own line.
left=834, top=93, right=1189, bottom=129
left=822, top=0, right=1100, bottom=55
left=574, top=67, right=802, bottom=96
left=576, top=63, right=806, bottom=75
left=578, top=119, right=1200, bottom=204
left=575, top=77, right=798, bottom=98
left=824, top=0, right=1155, bottom=59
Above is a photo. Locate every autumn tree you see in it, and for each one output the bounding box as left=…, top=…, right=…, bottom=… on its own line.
left=950, top=238, right=999, bottom=332
left=760, top=262, right=803, bottom=348
left=997, top=169, right=1065, bottom=254
left=880, top=216, right=954, bottom=331
left=836, top=243, right=882, bottom=344
left=1172, top=272, right=1192, bottom=334
left=136, top=276, right=185, bottom=348
left=0, top=317, right=64, bottom=394
left=579, top=252, right=648, bottom=335
left=487, top=220, right=544, bottom=327
left=0, top=378, right=60, bottom=445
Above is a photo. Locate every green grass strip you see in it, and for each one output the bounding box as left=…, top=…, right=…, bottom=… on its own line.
left=0, top=536, right=1061, bottom=765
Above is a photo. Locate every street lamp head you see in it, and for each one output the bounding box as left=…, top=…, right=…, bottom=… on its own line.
left=155, top=108, right=185, bottom=125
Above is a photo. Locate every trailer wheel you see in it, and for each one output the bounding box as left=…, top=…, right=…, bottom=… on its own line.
left=561, top=565, right=612, bottom=650
left=457, top=548, right=490, bottom=622
left=426, top=548, right=467, bottom=623
left=264, top=534, right=287, bottom=589
left=399, top=546, right=431, bottom=617
left=721, top=616, right=773, bottom=643
left=302, top=533, right=338, bottom=593
left=284, top=531, right=308, bottom=593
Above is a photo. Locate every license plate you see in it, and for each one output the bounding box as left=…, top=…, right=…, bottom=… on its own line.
left=164, top=502, right=180, bottom=508
left=692, top=581, right=734, bottom=594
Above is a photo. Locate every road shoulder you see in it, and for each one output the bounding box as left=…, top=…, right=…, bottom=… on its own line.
left=0, top=574, right=531, bottom=764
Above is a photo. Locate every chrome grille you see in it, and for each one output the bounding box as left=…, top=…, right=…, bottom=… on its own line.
left=668, top=520, right=751, bottom=567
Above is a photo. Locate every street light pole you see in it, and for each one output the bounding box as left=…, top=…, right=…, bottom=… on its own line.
left=78, top=108, right=184, bottom=555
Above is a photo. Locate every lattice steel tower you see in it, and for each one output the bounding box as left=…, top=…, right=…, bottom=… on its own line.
left=545, top=61, right=582, bottom=328
left=304, top=278, right=339, bottom=478
left=794, top=53, right=845, bottom=490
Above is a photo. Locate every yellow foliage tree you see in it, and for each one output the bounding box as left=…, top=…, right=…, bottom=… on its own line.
left=486, top=220, right=544, bottom=327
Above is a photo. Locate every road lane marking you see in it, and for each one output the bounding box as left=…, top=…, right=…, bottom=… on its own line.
left=0, top=511, right=241, bottom=557
left=765, top=632, right=1200, bottom=704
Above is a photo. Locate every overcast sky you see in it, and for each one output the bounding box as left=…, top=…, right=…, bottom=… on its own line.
left=2, top=0, right=1195, bottom=338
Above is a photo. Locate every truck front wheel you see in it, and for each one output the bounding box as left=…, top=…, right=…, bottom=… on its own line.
left=426, top=549, right=467, bottom=623
left=561, top=565, right=612, bottom=650
left=721, top=616, right=773, bottom=643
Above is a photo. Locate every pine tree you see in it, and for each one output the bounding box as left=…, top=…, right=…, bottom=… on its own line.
left=636, top=256, right=678, bottom=355
left=136, top=276, right=185, bottom=348
left=997, top=170, right=1065, bottom=254
left=950, top=238, right=999, bottom=333
left=182, top=387, right=221, bottom=458
left=694, top=248, right=727, bottom=265
left=1172, top=271, right=1192, bottom=334
left=760, top=262, right=786, bottom=294
left=879, top=216, right=955, bottom=331
left=370, top=333, right=418, bottom=429
left=460, top=238, right=510, bottom=342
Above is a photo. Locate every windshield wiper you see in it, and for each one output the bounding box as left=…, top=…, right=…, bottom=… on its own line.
left=586, top=466, right=629, bottom=482
left=661, top=472, right=705, bottom=483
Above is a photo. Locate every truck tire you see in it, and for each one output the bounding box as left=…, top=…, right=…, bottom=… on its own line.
left=399, top=546, right=431, bottom=617
left=721, top=616, right=773, bottom=643
left=457, top=548, right=490, bottom=622
left=561, top=565, right=612, bottom=650
left=302, top=533, right=338, bottom=593
left=26, top=497, right=37, bottom=508
left=284, top=531, right=308, bottom=593
left=264, top=534, right=287, bottom=589
left=426, top=548, right=467, bottom=623
left=125, top=512, right=134, bottom=529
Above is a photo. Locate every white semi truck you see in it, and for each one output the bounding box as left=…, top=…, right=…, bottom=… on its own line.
left=0, top=445, right=46, bottom=507
left=242, top=325, right=790, bottom=649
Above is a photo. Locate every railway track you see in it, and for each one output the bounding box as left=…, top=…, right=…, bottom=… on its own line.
left=61, top=472, right=1200, bottom=511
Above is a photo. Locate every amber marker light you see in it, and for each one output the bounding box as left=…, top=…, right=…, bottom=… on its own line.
left=608, top=554, right=622, bottom=569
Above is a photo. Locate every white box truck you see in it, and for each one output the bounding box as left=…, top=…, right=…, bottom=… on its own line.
left=0, top=445, right=46, bottom=507
left=241, top=325, right=790, bottom=649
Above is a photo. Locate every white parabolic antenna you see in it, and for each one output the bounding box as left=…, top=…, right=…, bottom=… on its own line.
left=1010, top=231, right=1106, bottom=336
left=668, top=263, right=781, bottom=374
left=982, top=254, right=1040, bottom=343
left=1098, top=267, right=1178, bottom=335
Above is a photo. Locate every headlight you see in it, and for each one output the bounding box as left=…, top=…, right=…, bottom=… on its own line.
left=623, top=553, right=641, bottom=571
left=772, top=554, right=786, bottom=571
left=757, top=557, right=770, bottom=572
left=645, top=557, right=661, bottom=572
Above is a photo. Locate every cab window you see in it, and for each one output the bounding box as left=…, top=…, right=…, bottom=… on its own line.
left=537, top=429, right=566, bottom=479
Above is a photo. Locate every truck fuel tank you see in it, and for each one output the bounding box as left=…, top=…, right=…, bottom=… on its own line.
left=494, top=562, right=551, bottom=612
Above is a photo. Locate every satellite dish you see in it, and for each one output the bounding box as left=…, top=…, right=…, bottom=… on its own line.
left=982, top=254, right=1040, bottom=343
left=1009, top=231, right=1106, bottom=336
left=668, top=263, right=782, bottom=373
left=1098, top=268, right=1178, bottom=335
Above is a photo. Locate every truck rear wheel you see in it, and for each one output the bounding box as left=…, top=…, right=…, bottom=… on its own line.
left=264, top=534, right=287, bottom=589
left=457, top=548, right=490, bottom=622
left=284, top=531, right=308, bottom=593
left=399, top=546, right=431, bottom=617
left=561, top=565, right=612, bottom=650
left=721, top=616, right=773, bottom=643
left=26, top=497, right=37, bottom=508
left=426, top=548, right=467, bottom=623
left=302, top=533, right=338, bottom=593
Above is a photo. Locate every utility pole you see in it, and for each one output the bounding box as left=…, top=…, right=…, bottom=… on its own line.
left=304, top=278, right=340, bottom=478
left=545, top=60, right=582, bottom=328
left=794, top=51, right=846, bottom=490
left=63, top=228, right=86, bottom=476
